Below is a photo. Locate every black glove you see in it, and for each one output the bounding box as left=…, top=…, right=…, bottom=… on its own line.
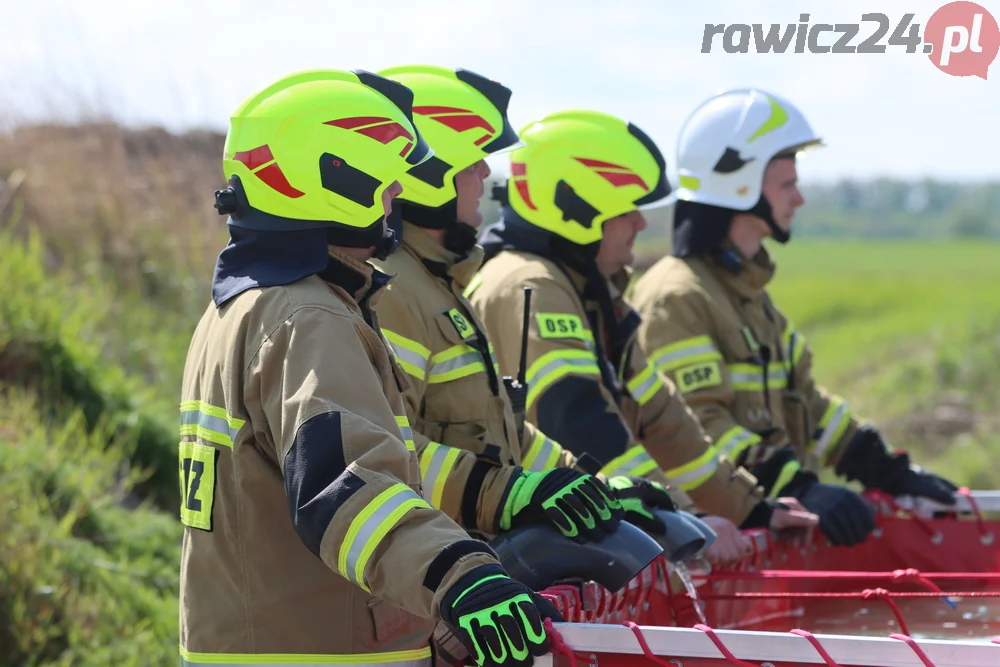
left=836, top=426, right=958, bottom=506
left=441, top=563, right=565, bottom=667
left=498, top=468, right=624, bottom=543
left=606, top=476, right=678, bottom=536
left=778, top=470, right=875, bottom=547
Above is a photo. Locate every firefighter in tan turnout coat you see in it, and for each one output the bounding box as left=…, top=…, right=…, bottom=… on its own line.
left=178, top=69, right=565, bottom=667
left=631, top=88, right=959, bottom=548
left=370, top=65, right=678, bottom=566
left=466, top=109, right=818, bottom=557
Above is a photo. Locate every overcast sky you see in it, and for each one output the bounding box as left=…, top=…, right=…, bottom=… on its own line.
left=2, top=0, right=997, bottom=183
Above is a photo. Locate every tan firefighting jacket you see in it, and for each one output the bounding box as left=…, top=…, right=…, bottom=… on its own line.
left=630, top=246, right=859, bottom=491
left=466, top=249, right=764, bottom=525
left=371, top=223, right=576, bottom=539
left=178, top=251, right=499, bottom=666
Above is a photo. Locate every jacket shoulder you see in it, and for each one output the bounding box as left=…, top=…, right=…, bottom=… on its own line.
left=480, top=251, right=574, bottom=293
left=632, top=255, right=709, bottom=306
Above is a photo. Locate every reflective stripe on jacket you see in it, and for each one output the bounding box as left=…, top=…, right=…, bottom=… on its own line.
left=630, top=247, right=860, bottom=486
left=373, top=223, right=576, bottom=537
left=179, top=251, right=498, bottom=661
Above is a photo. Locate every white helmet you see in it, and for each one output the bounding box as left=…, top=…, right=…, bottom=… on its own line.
left=674, top=88, right=822, bottom=211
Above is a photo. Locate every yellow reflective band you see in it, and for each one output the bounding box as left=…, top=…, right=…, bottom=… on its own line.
left=599, top=444, right=658, bottom=478
left=179, top=400, right=245, bottom=449
left=783, top=323, right=807, bottom=369
left=179, top=441, right=218, bottom=530
left=813, top=396, right=851, bottom=464
left=488, top=342, right=500, bottom=378
left=522, top=431, right=563, bottom=472
left=535, top=313, right=591, bottom=341
left=394, top=415, right=415, bottom=452
left=665, top=448, right=719, bottom=492
left=338, top=484, right=429, bottom=592
left=383, top=330, right=430, bottom=381
left=767, top=363, right=788, bottom=389
left=179, top=646, right=432, bottom=666
left=649, top=335, right=723, bottom=374
left=768, top=459, right=801, bottom=498
left=626, top=365, right=663, bottom=406
left=714, top=426, right=762, bottom=464
left=428, top=344, right=485, bottom=383
left=419, top=441, right=462, bottom=508
left=727, top=363, right=764, bottom=391
left=525, top=349, right=601, bottom=408
left=463, top=272, right=483, bottom=299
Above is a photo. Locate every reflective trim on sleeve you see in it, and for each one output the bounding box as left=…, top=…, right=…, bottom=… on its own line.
left=812, top=396, right=851, bottom=464
left=783, top=324, right=807, bottom=369
left=488, top=342, right=501, bottom=378
left=664, top=448, right=719, bottom=492
left=418, top=441, right=462, bottom=509
left=338, top=483, right=430, bottom=592
left=649, top=335, right=723, bottom=374
left=598, top=444, right=659, bottom=478
left=713, top=426, right=762, bottom=464
left=768, top=459, right=802, bottom=498
left=180, top=646, right=432, bottom=666
left=625, top=365, right=663, bottom=407
left=462, top=272, right=483, bottom=299
left=521, top=430, right=563, bottom=472
left=525, top=349, right=602, bottom=409
left=428, top=344, right=485, bottom=384
left=179, top=400, right=246, bottom=449
left=394, top=415, right=415, bottom=452
left=383, top=330, right=431, bottom=381
left=726, top=363, right=787, bottom=391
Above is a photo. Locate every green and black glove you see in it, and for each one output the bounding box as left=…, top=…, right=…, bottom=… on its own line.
left=440, top=563, right=565, bottom=667
left=498, top=468, right=624, bottom=542
left=607, top=476, right=677, bottom=536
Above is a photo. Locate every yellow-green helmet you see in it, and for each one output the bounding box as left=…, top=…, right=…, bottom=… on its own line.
left=376, top=65, right=520, bottom=210
left=218, top=68, right=432, bottom=233
left=505, top=110, right=670, bottom=246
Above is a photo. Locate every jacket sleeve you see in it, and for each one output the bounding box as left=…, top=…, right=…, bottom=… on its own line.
left=378, top=297, right=519, bottom=537
left=777, top=311, right=860, bottom=471
left=246, top=305, right=499, bottom=620
left=628, top=327, right=764, bottom=525
left=520, top=420, right=578, bottom=471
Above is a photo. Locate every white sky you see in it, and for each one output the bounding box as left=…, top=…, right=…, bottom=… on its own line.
left=1, top=0, right=998, bottom=183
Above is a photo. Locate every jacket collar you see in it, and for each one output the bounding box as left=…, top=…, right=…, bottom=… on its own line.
left=401, top=220, right=484, bottom=291
left=705, top=242, right=776, bottom=300
left=321, top=249, right=392, bottom=309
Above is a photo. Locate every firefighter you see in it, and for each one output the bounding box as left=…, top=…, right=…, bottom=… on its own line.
left=630, top=88, right=958, bottom=548
left=369, top=64, right=683, bottom=556
left=179, top=68, right=562, bottom=667
left=465, top=109, right=818, bottom=552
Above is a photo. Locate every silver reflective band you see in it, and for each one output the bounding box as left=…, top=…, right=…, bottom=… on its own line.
left=388, top=341, right=429, bottom=374
left=528, top=355, right=599, bottom=384
left=605, top=450, right=655, bottom=477
left=429, top=350, right=483, bottom=378
left=344, top=487, right=425, bottom=583
left=180, top=409, right=241, bottom=443
left=652, top=342, right=718, bottom=370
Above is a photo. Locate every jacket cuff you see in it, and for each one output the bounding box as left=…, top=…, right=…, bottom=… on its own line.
left=739, top=499, right=775, bottom=530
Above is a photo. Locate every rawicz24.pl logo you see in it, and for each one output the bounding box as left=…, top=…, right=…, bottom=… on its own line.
left=701, top=1, right=1000, bottom=79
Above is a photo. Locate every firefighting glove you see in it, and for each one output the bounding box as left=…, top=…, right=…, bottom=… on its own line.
left=778, top=470, right=875, bottom=547
left=606, top=476, right=677, bottom=537
left=836, top=425, right=958, bottom=506
left=440, top=563, right=564, bottom=667
left=498, top=468, right=624, bottom=543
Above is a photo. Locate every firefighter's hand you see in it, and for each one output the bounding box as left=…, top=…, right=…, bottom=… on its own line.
left=606, top=475, right=677, bottom=537
left=499, top=468, right=624, bottom=542
left=769, top=497, right=818, bottom=548
left=441, top=564, right=564, bottom=667
left=837, top=425, right=958, bottom=506
left=780, top=471, right=875, bottom=547
left=699, top=515, right=753, bottom=566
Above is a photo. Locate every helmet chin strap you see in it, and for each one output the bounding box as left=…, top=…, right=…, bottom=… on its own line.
left=372, top=226, right=400, bottom=261
left=748, top=193, right=791, bottom=244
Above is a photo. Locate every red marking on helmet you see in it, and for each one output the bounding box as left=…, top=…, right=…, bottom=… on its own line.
left=400, top=141, right=413, bottom=157
left=233, top=145, right=275, bottom=171
left=596, top=170, right=648, bottom=189
left=413, top=106, right=472, bottom=114
left=574, top=156, right=649, bottom=191
left=509, top=161, right=536, bottom=210
left=474, top=134, right=491, bottom=147
left=575, top=157, right=629, bottom=170
left=414, top=106, right=495, bottom=137
left=326, top=116, right=393, bottom=130
left=255, top=163, right=305, bottom=199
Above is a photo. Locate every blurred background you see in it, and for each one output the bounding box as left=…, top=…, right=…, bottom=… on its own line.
left=0, top=1, right=997, bottom=664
